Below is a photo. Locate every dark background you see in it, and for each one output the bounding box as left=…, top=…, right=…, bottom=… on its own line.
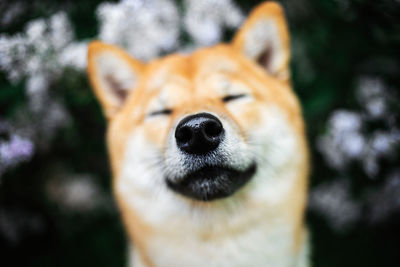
left=1, top=0, right=399, bottom=266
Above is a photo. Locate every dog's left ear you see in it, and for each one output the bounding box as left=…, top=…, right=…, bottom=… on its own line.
left=87, top=41, right=144, bottom=119
left=233, top=2, right=290, bottom=81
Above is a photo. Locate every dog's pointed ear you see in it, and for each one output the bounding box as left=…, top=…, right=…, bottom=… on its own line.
left=232, top=2, right=290, bottom=81
left=87, top=41, right=144, bottom=119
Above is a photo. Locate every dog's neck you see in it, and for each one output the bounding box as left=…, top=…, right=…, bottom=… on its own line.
left=117, top=167, right=308, bottom=267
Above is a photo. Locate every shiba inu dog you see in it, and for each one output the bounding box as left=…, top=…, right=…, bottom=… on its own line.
left=87, top=2, right=309, bottom=266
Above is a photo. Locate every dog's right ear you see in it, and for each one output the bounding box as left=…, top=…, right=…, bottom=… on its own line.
left=87, top=41, right=144, bottom=119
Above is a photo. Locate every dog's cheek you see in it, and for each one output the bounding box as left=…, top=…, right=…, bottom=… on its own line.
left=107, top=118, right=137, bottom=178
left=256, top=105, right=299, bottom=169
left=143, top=118, right=171, bottom=149
left=225, top=100, right=263, bottom=133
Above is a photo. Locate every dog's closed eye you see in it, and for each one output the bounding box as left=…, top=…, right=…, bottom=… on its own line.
left=149, top=109, right=173, bottom=117
left=222, top=94, right=247, bottom=103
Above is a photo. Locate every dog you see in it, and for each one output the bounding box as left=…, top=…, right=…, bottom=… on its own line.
left=87, top=2, right=309, bottom=266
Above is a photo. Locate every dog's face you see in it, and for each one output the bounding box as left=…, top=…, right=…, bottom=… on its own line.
left=88, top=2, right=307, bottom=218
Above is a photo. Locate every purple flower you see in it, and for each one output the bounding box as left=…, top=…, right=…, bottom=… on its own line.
left=0, top=135, right=34, bottom=175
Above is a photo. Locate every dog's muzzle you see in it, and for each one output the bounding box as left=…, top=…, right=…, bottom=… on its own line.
left=166, top=113, right=256, bottom=201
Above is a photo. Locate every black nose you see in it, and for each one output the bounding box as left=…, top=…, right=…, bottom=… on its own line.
left=175, top=113, right=224, bottom=155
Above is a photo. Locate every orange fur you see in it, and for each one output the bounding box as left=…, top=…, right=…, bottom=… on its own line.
left=87, top=2, right=309, bottom=266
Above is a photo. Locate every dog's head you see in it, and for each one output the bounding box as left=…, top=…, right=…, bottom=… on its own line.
left=87, top=2, right=307, bottom=209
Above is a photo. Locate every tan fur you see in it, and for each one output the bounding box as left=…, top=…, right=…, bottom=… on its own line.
left=87, top=2, right=310, bottom=267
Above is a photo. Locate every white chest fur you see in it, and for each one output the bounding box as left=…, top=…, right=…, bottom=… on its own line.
left=130, top=222, right=307, bottom=267
left=118, top=171, right=309, bottom=267
left=127, top=213, right=309, bottom=267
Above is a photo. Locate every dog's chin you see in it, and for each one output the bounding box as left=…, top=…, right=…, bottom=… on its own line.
left=166, top=163, right=257, bottom=201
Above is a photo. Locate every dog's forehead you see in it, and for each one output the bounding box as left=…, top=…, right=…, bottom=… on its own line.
left=145, top=55, right=189, bottom=91
left=144, top=45, right=240, bottom=92
left=191, top=45, right=240, bottom=76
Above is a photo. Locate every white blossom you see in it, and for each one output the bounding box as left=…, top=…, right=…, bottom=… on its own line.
left=317, top=110, right=365, bottom=169
left=362, top=130, right=400, bottom=176
left=0, top=11, right=82, bottom=83
left=96, top=0, right=243, bottom=59
left=46, top=173, right=106, bottom=212
left=317, top=76, right=399, bottom=177
left=97, top=0, right=180, bottom=61
left=0, top=34, right=28, bottom=82
left=356, top=77, right=387, bottom=119
left=59, top=41, right=88, bottom=70
left=183, top=0, right=244, bottom=47
left=309, top=179, right=361, bottom=232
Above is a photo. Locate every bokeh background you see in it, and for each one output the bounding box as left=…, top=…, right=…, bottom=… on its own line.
left=1, top=0, right=399, bottom=266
